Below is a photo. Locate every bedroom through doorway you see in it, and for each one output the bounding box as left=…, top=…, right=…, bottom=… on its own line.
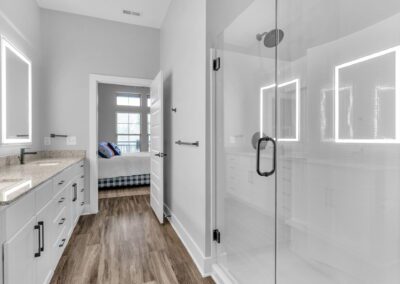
left=97, top=82, right=152, bottom=198
left=89, top=74, right=165, bottom=222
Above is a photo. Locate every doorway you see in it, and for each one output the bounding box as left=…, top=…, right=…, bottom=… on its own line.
left=88, top=75, right=152, bottom=214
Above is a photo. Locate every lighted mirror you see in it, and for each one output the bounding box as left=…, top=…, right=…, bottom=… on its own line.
left=1, top=36, right=32, bottom=144
left=260, top=79, right=300, bottom=141
left=335, top=46, right=400, bottom=143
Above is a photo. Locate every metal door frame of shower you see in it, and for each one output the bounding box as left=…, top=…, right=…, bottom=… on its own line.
left=209, top=0, right=280, bottom=282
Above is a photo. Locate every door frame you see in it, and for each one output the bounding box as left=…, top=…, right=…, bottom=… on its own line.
left=88, top=74, right=152, bottom=214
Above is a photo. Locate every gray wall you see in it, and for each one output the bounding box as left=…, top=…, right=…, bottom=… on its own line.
left=98, top=83, right=150, bottom=151
left=161, top=0, right=208, bottom=256
left=0, top=0, right=43, bottom=156
left=41, top=9, right=160, bottom=151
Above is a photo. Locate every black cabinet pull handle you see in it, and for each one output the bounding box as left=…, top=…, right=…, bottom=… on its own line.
left=58, top=197, right=65, bottom=204
left=80, top=188, right=84, bottom=193
left=81, top=175, right=84, bottom=178
left=58, top=180, right=65, bottom=185
left=81, top=202, right=85, bottom=206
left=72, top=183, right=77, bottom=202
left=58, top=218, right=66, bottom=225
left=34, top=224, right=41, bottom=257
left=256, top=136, right=276, bottom=177
left=38, top=221, right=44, bottom=252
left=59, top=238, right=66, bottom=247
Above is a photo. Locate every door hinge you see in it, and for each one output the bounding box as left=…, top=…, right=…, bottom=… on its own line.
left=213, top=57, right=221, bottom=71
left=213, top=229, right=221, bottom=243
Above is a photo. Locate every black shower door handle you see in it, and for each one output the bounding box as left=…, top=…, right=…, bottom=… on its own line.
left=256, top=136, right=276, bottom=177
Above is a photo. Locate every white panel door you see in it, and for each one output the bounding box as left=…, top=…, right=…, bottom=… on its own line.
left=150, top=71, right=165, bottom=224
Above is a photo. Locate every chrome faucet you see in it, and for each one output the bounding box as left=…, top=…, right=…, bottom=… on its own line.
left=19, top=148, right=38, bottom=165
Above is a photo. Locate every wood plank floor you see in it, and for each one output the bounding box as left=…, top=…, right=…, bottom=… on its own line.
left=50, top=193, right=214, bottom=284
left=98, top=187, right=150, bottom=199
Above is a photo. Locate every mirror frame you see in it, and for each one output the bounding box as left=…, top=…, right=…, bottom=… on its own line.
left=1, top=36, right=32, bottom=144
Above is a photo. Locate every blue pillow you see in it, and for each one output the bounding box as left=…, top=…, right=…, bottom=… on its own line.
left=98, top=142, right=114, bottom=159
left=108, top=142, right=122, bottom=156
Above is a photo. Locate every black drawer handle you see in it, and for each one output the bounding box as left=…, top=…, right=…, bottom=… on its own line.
left=80, top=164, right=84, bottom=168
left=80, top=188, right=84, bottom=193
left=58, top=197, right=65, bottom=204
left=38, top=221, right=44, bottom=252
left=59, top=238, right=66, bottom=247
left=34, top=224, right=41, bottom=257
left=81, top=202, right=85, bottom=206
left=58, top=218, right=66, bottom=225
left=72, top=183, right=77, bottom=202
left=81, top=175, right=84, bottom=178
left=58, top=180, right=65, bottom=185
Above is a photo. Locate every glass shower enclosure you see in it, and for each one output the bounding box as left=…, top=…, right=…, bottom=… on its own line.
left=214, top=1, right=400, bottom=283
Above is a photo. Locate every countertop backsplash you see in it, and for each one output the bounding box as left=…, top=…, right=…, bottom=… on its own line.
left=0, top=150, right=86, bottom=169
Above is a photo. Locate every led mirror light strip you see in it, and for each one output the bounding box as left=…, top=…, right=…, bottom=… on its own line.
left=260, top=79, right=300, bottom=142
left=334, top=46, right=400, bottom=144
left=1, top=36, right=32, bottom=144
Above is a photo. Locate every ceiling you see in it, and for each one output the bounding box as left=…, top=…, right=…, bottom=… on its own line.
left=224, top=0, right=400, bottom=60
left=36, top=0, right=171, bottom=29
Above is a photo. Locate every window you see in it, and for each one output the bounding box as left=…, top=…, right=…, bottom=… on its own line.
left=147, top=95, right=151, bottom=107
left=116, top=93, right=141, bottom=107
left=116, top=112, right=141, bottom=153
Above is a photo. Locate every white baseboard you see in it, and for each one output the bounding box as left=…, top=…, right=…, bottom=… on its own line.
left=164, top=204, right=214, bottom=277
left=212, top=264, right=235, bottom=284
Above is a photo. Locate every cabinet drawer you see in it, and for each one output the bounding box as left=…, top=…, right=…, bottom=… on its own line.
left=53, top=206, right=68, bottom=244
left=53, top=186, right=70, bottom=217
left=53, top=167, right=74, bottom=195
left=73, top=160, right=85, bottom=177
left=53, top=226, right=68, bottom=262
left=4, top=191, right=35, bottom=239
left=35, top=180, right=53, bottom=213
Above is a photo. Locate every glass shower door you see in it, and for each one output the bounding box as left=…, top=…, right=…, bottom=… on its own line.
left=214, top=0, right=278, bottom=283
left=276, top=1, right=400, bottom=283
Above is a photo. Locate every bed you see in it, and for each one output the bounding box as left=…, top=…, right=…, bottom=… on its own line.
left=98, top=152, right=151, bottom=189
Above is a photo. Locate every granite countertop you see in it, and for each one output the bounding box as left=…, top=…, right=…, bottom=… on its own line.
left=0, top=156, right=85, bottom=206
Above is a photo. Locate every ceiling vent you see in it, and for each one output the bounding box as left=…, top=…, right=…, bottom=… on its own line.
left=122, top=10, right=141, bottom=16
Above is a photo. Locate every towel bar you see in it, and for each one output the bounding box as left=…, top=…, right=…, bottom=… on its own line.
left=175, top=140, right=199, bottom=147
left=50, top=134, right=68, bottom=138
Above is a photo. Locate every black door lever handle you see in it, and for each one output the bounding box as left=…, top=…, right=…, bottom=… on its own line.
left=256, top=136, right=276, bottom=177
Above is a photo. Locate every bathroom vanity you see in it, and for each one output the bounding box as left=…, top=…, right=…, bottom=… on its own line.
left=0, top=155, right=86, bottom=284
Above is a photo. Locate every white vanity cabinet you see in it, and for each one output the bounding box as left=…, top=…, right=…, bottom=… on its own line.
left=1, top=160, right=86, bottom=284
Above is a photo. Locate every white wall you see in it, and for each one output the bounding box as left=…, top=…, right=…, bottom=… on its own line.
left=0, top=0, right=43, bottom=156
left=41, top=9, right=160, bottom=151
left=161, top=0, right=209, bottom=271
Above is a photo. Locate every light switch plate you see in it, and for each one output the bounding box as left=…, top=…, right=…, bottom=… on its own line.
left=44, top=137, right=51, bottom=146
left=66, top=136, right=77, bottom=146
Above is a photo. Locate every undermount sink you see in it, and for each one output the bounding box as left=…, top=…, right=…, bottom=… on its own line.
left=0, top=178, right=25, bottom=190
left=33, top=161, right=61, bottom=167
left=0, top=179, right=32, bottom=202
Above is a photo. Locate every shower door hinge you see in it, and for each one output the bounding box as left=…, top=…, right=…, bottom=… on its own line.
left=213, top=57, right=221, bottom=71
left=213, top=229, right=221, bottom=243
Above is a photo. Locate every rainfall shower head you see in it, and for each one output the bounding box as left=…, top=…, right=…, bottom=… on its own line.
left=256, top=29, right=284, bottom=48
